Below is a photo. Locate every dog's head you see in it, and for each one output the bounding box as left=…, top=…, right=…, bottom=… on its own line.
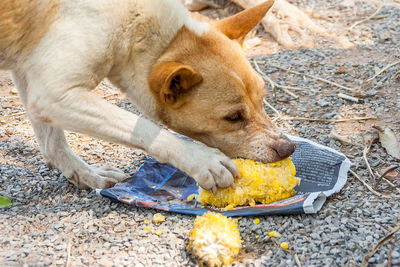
left=149, top=0, right=295, bottom=163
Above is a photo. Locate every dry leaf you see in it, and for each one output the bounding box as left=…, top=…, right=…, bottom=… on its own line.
left=330, top=129, right=352, bottom=145
left=335, top=66, right=347, bottom=74
left=374, top=126, right=400, bottom=159
left=380, top=167, right=400, bottom=181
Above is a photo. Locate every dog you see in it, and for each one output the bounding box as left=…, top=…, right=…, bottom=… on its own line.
left=0, top=0, right=295, bottom=193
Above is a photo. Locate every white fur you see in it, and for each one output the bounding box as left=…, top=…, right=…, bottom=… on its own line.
left=185, top=17, right=210, bottom=35
left=4, top=0, right=234, bottom=190
left=230, top=71, right=246, bottom=88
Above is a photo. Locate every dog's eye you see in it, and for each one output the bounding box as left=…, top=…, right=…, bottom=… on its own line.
left=224, top=112, right=243, bottom=122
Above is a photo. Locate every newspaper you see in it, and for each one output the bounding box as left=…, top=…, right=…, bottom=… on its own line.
left=97, top=135, right=351, bottom=216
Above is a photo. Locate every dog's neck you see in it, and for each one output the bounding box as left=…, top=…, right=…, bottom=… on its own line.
left=107, top=0, right=209, bottom=121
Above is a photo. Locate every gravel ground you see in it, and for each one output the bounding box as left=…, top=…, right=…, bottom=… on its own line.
left=1, top=1, right=400, bottom=266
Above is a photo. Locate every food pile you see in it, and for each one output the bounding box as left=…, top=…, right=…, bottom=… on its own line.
left=197, top=157, right=300, bottom=210
left=188, top=212, right=241, bottom=267
left=188, top=158, right=300, bottom=266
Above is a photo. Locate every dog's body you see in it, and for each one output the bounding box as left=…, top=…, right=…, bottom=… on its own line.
left=1, top=0, right=295, bottom=191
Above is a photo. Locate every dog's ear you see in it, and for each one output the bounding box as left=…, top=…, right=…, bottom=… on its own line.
left=213, top=0, right=274, bottom=44
left=149, top=62, right=203, bottom=106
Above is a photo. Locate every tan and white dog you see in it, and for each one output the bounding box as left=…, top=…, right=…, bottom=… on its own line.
left=0, top=0, right=295, bottom=193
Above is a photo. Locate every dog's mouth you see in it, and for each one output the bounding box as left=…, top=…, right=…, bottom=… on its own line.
left=270, top=139, right=296, bottom=160
left=231, top=138, right=296, bottom=164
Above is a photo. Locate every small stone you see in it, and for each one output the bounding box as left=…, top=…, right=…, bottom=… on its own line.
left=322, top=112, right=336, bottom=119
left=114, top=222, right=126, bottom=232
left=5, top=128, right=13, bottom=136
left=317, top=100, right=330, bottom=107
left=10, top=87, right=18, bottom=94
left=379, top=31, right=391, bottom=41
left=99, top=258, right=113, bottom=267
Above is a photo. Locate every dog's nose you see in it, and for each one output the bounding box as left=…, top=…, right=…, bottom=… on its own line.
left=271, top=138, right=296, bottom=159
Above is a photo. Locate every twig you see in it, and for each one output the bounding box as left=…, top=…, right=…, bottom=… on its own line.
left=65, top=239, right=71, bottom=267
left=382, top=177, right=400, bottom=194
left=280, top=87, right=299, bottom=99
left=362, top=224, right=400, bottom=267
left=0, top=111, right=26, bottom=119
left=376, top=222, right=391, bottom=232
left=263, top=99, right=281, bottom=116
left=350, top=169, right=385, bottom=198
left=374, top=166, right=398, bottom=190
left=348, top=14, right=388, bottom=21
left=266, top=63, right=360, bottom=94
left=0, top=95, right=20, bottom=99
left=377, top=184, right=400, bottom=192
left=363, top=133, right=378, bottom=186
left=294, top=253, right=302, bottom=267
left=253, top=60, right=277, bottom=98
left=254, top=60, right=300, bottom=99
left=338, top=93, right=359, bottom=102
left=274, top=116, right=376, bottom=123
left=277, top=240, right=301, bottom=267
left=393, top=70, right=400, bottom=80
left=366, top=60, right=400, bottom=82
left=350, top=3, right=384, bottom=30
left=102, top=92, right=119, bottom=98
left=388, top=236, right=397, bottom=267
left=276, top=85, right=316, bottom=93
left=254, top=71, right=357, bottom=99
left=349, top=170, right=400, bottom=199
left=265, top=75, right=277, bottom=99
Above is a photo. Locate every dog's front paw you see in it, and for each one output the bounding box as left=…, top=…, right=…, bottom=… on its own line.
left=66, top=164, right=127, bottom=189
left=183, top=144, right=239, bottom=193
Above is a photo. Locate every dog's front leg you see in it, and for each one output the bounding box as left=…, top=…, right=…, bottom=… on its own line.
left=28, top=120, right=128, bottom=189
left=25, top=85, right=237, bottom=191
left=11, top=71, right=127, bottom=189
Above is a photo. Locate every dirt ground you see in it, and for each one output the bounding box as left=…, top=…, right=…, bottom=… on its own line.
left=1, top=0, right=400, bottom=266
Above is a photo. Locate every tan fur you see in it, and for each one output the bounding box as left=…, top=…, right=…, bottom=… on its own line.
left=149, top=62, right=203, bottom=106
left=0, top=0, right=59, bottom=65
left=149, top=1, right=294, bottom=164
left=214, top=0, right=274, bottom=43
left=1, top=0, right=293, bottom=191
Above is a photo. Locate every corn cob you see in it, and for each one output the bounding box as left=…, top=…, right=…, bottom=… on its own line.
left=188, top=212, right=241, bottom=267
left=198, top=157, right=300, bottom=209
